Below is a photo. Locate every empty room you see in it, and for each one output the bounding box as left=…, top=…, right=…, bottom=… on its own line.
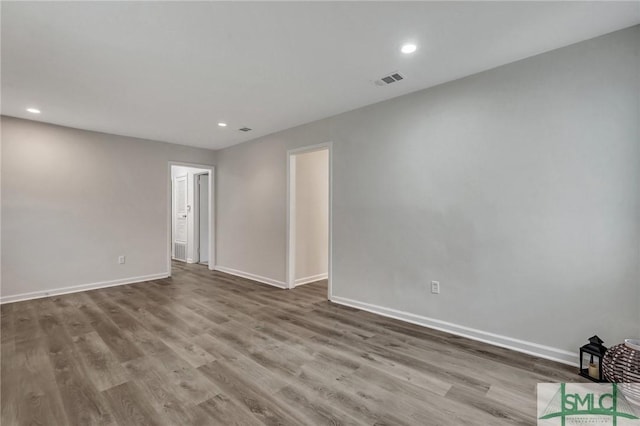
left=1, top=2, right=639, bottom=425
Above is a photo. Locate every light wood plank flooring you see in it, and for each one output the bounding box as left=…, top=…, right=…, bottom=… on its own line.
left=1, top=261, right=579, bottom=425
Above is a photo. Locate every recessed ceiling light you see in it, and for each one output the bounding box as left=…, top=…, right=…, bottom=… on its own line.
left=26, top=107, right=41, bottom=114
left=401, top=44, right=417, bottom=54
left=218, top=122, right=227, bottom=127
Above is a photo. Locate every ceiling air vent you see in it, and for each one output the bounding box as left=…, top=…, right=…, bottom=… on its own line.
left=375, top=72, right=405, bottom=86
left=238, top=127, right=252, bottom=132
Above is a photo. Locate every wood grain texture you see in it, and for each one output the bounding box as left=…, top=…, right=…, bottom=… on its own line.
left=1, top=261, right=581, bottom=425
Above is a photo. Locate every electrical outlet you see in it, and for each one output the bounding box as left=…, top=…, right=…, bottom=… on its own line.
left=118, top=255, right=126, bottom=264
left=431, top=281, right=440, bottom=294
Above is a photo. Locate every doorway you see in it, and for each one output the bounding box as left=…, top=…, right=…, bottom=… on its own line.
left=168, top=162, right=215, bottom=275
left=173, top=174, right=189, bottom=261
left=286, top=143, right=332, bottom=298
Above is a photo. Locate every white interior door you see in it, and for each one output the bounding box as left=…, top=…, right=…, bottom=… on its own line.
left=198, top=174, right=209, bottom=264
left=173, top=174, right=188, bottom=261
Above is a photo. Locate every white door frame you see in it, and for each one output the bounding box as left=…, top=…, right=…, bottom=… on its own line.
left=167, top=161, right=215, bottom=276
left=286, top=142, right=333, bottom=299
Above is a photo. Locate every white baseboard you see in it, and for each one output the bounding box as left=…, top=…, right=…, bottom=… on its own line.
left=330, top=295, right=578, bottom=367
left=294, top=273, right=328, bottom=287
left=214, top=265, right=287, bottom=289
left=0, top=272, right=170, bottom=304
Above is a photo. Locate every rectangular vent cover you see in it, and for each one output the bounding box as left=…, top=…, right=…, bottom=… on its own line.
left=174, top=243, right=187, bottom=261
left=375, top=72, right=405, bottom=86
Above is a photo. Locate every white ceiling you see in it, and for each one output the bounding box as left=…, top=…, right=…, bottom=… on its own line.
left=2, top=2, right=639, bottom=150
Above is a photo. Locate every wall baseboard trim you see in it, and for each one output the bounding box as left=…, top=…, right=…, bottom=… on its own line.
left=294, top=273, right=328, bottom=287
left=214, top=265, right=287, bottom=289
left=330, top=295, right=578, bottom=367
left=0, top=272, right=170, bottom=304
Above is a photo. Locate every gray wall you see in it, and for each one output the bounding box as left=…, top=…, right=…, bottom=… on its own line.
left=216, top=26, right=640, bottom=355
left=1, top=117, right=216, bottom=299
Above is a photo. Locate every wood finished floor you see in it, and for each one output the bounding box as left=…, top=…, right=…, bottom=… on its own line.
left=1, top=261, right=579, bottom=425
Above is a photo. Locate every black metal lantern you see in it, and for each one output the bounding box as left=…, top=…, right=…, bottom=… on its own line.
left=579, top=335, right=607, bottom=382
